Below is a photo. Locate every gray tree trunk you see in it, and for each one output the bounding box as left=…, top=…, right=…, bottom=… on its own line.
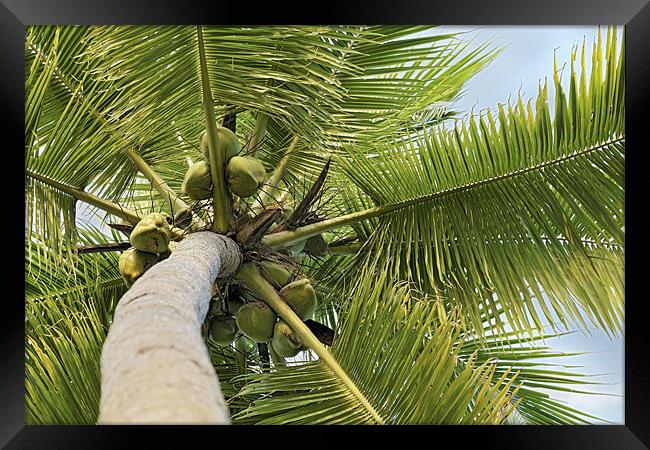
left=98, top=232, right=242, bottom=424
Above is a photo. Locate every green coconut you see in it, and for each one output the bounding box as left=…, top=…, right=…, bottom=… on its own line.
left=304, top=234, right=328, bottom=257
left=182, top=160, right=213, bottom=200
left=118, top=248, right=161, bottom=288
left=208, top=299, right=222, bottom=317
left=225, top=295, right=245, bottom=315
left=235, top=301, right=277, bottom=343
left=259, top=260, right=294, bottom=289
left=226, top=156, right=266, bottom=198
left=201, top=127, right=241, bottom=162
left=158, top=240, right=178, bottom=261
left=279, top=278, right=317, bottom=320
left=130, top=212, right=171, bottom=254
left=209, top=315, right=238, bottom=346
left=270, top=320, right=304, bottom=358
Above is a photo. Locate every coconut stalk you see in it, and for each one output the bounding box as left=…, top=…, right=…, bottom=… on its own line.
left=124, top=149, right=202, bottom=229
left=234, top=263, right=384, bottom=424
left=98, top=232, right=241, bottom=424
left=248, top=111, right=269, bottom=156
left=196, top=26, right=231, bottom=234
left=254, top=136, right=299, bottom=209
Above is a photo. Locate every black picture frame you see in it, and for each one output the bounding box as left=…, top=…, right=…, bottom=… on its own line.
left=6, top=0, right=649, bottom=448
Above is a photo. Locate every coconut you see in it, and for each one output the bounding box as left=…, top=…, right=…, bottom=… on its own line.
left=182, top=160, right=213, bottom=200
left=225, top=295, right=245, bottom=315
left=270, top=320, right=304, bottom=358
left=209, top=315, right=238, bottom=346
left=235, top=301, right=277, bottom=343
left=201, top=127, right=241, bottom=162
left=259, top=260, right=293, bottom=289
left=279, top=278, right=317, bottom=320
left=130, top=212, right=171, bottom=254
left=208, top=299, right=222, bottom=317
left=158, top=240, right=178, bottom=261
left=304, top=234, right=328, bottom=257
left=226, top=156, right=266, bottom=198
left=118, top=247, right=161, bottom=288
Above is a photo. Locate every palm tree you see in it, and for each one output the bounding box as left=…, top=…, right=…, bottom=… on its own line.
left=25, top=25, right=624, bottom=425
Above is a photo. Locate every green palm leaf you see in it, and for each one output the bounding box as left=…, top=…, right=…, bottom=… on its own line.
left=332, top=27, right=624, bottom=336
left=25, top=226, right=127, bottom=424
left=231, top=269, right=520, bottom=424
left=459, top=327, right=612, bottom=424
left=26, top=25, right=496, bottom=263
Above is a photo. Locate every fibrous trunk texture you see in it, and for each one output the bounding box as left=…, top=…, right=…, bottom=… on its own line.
left=98, top=232, right=241, bottom=424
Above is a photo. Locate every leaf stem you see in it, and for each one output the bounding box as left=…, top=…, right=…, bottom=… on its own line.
left=248, top=112, right=268, bottom=157
left=27, top=170, right=186, bottom=238
left=26, top=169, right=141, bottom=225
left=196, top=26, right=231, bottom=233
left=255, top=136, right=299, bottom=208
left=76, top=242, right=131, bottom=254
left=262, top=137, right=624, bottom=248
left=327, top=242, right=364, bottom=255
left=235, top=263, right=384, bottom=424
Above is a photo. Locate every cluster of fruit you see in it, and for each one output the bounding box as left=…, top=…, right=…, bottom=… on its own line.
left=182, top=127, right=267, bottom=200
left=209, top=260, right=317, bottom=358
left=118, top=125, right=329, bottom=358
left=118, top=212, right=176, bottom=287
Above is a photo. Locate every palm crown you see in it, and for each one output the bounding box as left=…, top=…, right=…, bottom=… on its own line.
left=25, top=25, right=624, bottom=425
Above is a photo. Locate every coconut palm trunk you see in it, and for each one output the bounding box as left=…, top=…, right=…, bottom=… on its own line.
left=98, top=232, right=241, bottom=424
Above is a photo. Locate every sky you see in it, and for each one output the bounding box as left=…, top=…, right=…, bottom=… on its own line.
left=78, top=26, right=624, bottom=424
left=434, top=26, right=624, bottom=424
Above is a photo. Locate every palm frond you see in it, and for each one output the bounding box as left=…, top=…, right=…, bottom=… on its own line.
left=25, top=294, right=110, bottom=424
left=84, top=26, right=497, bottom=178
left=26, top=25, right=498, bottom=262
left=335, top=27, right=624, bottom=336
left=459, top=328, right=611, bottom=424
left=231, top=269, right=519, bottom=424
left=25, top=226, right=128, bottom=424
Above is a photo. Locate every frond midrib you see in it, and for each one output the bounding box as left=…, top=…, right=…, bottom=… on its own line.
left=263, top=136, right=624, bottom=248
left=373, top=135, right=624, bottom=212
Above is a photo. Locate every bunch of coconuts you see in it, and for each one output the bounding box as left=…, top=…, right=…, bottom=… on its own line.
left=118, top=124, right=326, bottom=360
left=208, top=260, right=317, bottom=358
left=182, top=126, right=267, bottom=201
left=118, top=212, right=177, bottom=287
left=119, top=125, right=269, bottom=287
